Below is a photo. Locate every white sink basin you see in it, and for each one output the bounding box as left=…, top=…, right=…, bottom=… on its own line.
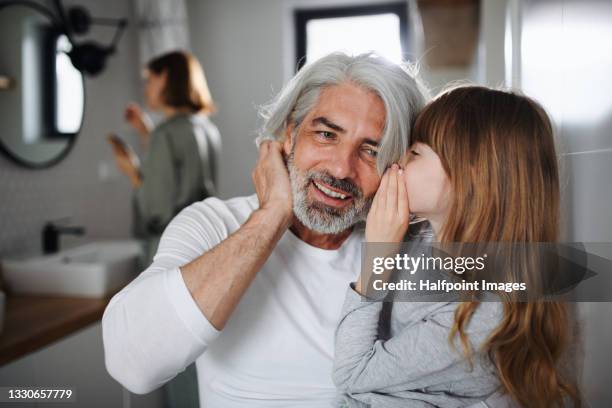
left=1, top=241, right=143, bottom=298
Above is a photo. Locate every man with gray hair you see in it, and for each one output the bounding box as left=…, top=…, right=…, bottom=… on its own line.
left=102, top=52, right=427, bottom=408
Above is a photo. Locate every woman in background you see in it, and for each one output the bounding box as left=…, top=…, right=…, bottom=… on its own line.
left=112, top=50, right=221, bottom=265
left=111, top=50, right=220, bottom=408
left=333, top=86, right=580, bottom=407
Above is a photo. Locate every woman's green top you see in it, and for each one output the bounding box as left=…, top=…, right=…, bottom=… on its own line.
left=133, top=113, right=221, bottom=262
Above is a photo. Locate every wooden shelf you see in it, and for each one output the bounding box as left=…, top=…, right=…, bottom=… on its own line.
left=0, top=295, right=111, bottom=366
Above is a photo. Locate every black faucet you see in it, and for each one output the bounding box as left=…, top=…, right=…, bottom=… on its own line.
left=42, top=222, right=86, bottom=254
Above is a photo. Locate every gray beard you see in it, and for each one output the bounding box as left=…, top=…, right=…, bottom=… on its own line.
left=286, top=150, right=373, bottom=234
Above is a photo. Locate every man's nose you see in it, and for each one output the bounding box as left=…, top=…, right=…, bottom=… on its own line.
left=327, top=147, right=357, bottom=180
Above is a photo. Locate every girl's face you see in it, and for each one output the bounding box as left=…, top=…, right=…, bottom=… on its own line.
left=143, top=69, right=166, bottom=111
left=400, top=142, right=451, bottom=226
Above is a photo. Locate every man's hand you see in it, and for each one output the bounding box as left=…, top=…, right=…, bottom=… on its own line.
left=252, top=140, right=293, bottom=228
left=365, top=164, right=410, bottom=243
left=179, top=141, right=294, bottom=330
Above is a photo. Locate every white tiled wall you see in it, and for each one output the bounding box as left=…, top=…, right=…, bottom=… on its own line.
left=520, top=0, right=612, bottom=405
left=563, top=148, right=612, bottom=406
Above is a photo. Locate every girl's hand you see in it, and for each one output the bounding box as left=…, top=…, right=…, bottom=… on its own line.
left=356, top=164, right=410, bottom=296
left=365, top=164, right=410, bottom=243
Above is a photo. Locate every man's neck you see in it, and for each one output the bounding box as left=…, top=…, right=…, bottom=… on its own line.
left=289, top=217, right=353, bottom=250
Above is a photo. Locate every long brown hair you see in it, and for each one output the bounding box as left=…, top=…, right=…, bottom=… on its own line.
left=412, top=86, right=579, bottom=407
left=147, top=50, right=216, bottom=114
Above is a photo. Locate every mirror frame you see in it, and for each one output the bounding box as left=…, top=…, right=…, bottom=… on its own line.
left=0, top=1, right=86, bottom=169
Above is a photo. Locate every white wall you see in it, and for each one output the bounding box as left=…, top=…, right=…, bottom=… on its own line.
left=187, top=0, right=285, bottom=198
left=479, top=0, right=507, bottom=87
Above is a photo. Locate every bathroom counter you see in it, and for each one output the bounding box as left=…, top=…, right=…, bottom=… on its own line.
left=0, top=294, right=110, bottom=365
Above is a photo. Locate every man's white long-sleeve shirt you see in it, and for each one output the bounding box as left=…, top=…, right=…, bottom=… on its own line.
left=102, top=194, right=363, bottom=407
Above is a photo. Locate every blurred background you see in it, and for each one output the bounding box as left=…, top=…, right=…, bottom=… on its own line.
left=0, top=0, right=610, bottom=407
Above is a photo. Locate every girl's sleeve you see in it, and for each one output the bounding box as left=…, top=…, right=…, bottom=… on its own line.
left=332, top=284, right=496, bottom=396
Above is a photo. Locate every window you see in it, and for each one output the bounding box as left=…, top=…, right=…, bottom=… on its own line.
left=55, top=34, right=84, bottom=135
left=294, top=3, right=408, bottom=70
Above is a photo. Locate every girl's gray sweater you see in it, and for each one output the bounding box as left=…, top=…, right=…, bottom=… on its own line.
left=332, top=285, right=507, bottom=407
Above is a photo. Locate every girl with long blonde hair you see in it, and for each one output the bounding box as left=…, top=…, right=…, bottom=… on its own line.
left=333, top=86, right=580, bottom=408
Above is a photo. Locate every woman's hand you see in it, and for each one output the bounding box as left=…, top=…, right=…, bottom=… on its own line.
left=365, top=164, right=411, bottom=243
left=124, top=103, right=152, bottom=142
left=111, top=145, right=142, bottom=188
left=252, top=140, right=293, bottom=228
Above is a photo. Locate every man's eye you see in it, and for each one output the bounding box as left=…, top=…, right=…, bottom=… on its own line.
left=410, top=149, right=419, bottom=156
left=316, top=131, right=335, bottom=139
left=363, top=147, right=378, bottom=158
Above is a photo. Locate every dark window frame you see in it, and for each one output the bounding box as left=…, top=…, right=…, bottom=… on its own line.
left=294, top=2, right=409, bottom=71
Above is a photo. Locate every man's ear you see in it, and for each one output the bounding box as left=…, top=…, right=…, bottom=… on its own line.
left=283, top=124, right=295, bottom=155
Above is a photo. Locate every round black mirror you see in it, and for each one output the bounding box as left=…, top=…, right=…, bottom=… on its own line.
left=0, top=3, right=85, bottom=169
